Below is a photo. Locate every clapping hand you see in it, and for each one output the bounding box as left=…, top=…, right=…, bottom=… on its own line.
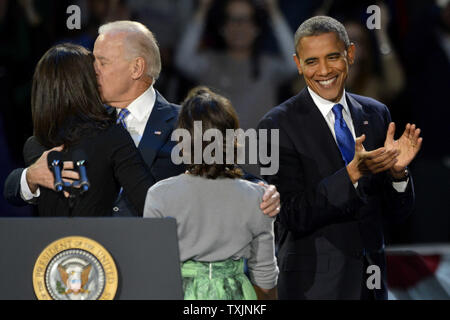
left=346, top=134, right=395, bottom=183
left=384, top=122, right=422, bottom=178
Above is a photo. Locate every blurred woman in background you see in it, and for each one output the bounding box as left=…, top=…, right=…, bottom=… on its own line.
left=175, top=0, right=297, bottom=131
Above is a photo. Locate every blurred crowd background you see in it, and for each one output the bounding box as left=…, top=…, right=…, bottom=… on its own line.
left=0, top=0, right=449, bottom=245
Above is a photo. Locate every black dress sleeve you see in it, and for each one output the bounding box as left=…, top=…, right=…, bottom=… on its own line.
left=23, top=136, right=48, bottom=167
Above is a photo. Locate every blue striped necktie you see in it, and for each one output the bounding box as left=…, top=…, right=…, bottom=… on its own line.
left=116, top=108, right=130, bottom=129
left=115, top=108, right=130, bottom=208
left=332, top=104, right=355, bottom=165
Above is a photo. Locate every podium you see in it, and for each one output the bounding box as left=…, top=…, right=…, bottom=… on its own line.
left=0, top=217, right=184, bottom=300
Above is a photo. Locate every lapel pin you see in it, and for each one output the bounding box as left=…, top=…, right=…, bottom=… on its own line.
left=363, top=120, right=369, bottom=125
left=154, top=131, right=162, bottom=135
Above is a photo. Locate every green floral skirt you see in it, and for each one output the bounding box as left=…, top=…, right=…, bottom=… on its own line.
left=181, top=259, right=257, bottom=300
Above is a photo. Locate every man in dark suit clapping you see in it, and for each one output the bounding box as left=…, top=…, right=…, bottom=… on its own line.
left=258, top=16, right=423, bottom=299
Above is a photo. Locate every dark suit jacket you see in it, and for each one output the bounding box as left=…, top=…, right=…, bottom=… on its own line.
left=258, top=88, right=415, bottom=300
left=3, top=91, right=185, bottom=216
left=112, top=90, right=185, bottom=216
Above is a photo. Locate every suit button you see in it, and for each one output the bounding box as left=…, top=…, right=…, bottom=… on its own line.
left=113, top=207, right=119, bottom=212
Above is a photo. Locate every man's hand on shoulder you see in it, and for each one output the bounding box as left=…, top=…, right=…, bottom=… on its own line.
left=258, top=182, right=281, bottom=217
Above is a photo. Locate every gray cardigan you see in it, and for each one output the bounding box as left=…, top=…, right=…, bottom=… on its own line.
left=143, top=173, right=278, bottom=289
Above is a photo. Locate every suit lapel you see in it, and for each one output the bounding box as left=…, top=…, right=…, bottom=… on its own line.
left=346, top=93, right=375, bottom=150
left=346, top=93, right=365, bottom=138
left=346, top=93, right=381, bottom=190
left=138, top=90, right=178, bottom=166
left=294, top=89, right=344, bottom=171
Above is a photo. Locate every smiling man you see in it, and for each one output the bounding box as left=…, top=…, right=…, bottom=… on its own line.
left=294, top=31, right=354, bottom=103
left=258, top=16, right=422, bottom=299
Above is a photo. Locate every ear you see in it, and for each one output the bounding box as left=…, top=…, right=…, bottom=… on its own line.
left=293, top=53, right=303, bottom=75
left=131, top=57, right=146, bottom=80
left=347, top=43, right=356, bottom=65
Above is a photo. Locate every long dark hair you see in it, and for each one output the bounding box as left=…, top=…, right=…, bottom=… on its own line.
left=31, top=43, right=113, bottom=148
left=178, top=86, right=243, bottom=179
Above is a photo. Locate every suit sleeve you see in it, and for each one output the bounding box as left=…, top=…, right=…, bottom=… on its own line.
left=3, top=137, right=46, bottom=207
left=108, top=126, right=154, bottom=215
left=379, top=104, right=415, bottom=224
left=381, top=171, right=415, bottom=224
left=3, top=168, right=28, bottom=206
left=258, top=116, right=363, bottom=236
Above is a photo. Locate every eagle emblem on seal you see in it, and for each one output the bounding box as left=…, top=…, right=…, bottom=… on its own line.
left=57, top=264, right=92, bottom=295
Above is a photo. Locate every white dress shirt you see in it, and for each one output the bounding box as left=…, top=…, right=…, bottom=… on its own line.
left=116, top=85, right=156, bottom=147
left=307, top=87, right=408, bottom=192
left=20, top=86, right=157, bottom=201
left=308, top=87, right=357, bottom=143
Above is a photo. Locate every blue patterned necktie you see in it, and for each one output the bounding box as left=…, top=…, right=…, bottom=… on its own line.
left=332, top=104, right=355, bottom=165
left=116, top=108, right=130, bottom=129
left=115, top=108, right=130, bottom=208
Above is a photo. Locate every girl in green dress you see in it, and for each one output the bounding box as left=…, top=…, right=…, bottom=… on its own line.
left=144, top=87, right=278, bottom=300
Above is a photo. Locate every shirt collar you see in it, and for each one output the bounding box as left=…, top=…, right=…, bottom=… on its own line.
left=116, top=85, right=156, bottom=121
left=307, top=87, right=350, bottom=119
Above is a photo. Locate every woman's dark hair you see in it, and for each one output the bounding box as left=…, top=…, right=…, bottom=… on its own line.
left=31, top=43, right=113, bottom=148
left=178, top=86, right=243, bottom=179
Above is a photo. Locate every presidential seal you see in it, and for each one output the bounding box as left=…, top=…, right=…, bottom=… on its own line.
left=33, top=236, right=118, bottom=300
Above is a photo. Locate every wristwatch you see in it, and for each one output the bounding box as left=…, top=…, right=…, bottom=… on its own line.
left=391, top=168, right=409, bottom=182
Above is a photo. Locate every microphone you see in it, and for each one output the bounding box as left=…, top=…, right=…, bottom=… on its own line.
left=47, top=151, right=64, bottom=192
left=73, top=149, right=90, bottom=193
left=76, top=161, right=89, bottom=192
left=46, top=149, right=90, bottom=195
